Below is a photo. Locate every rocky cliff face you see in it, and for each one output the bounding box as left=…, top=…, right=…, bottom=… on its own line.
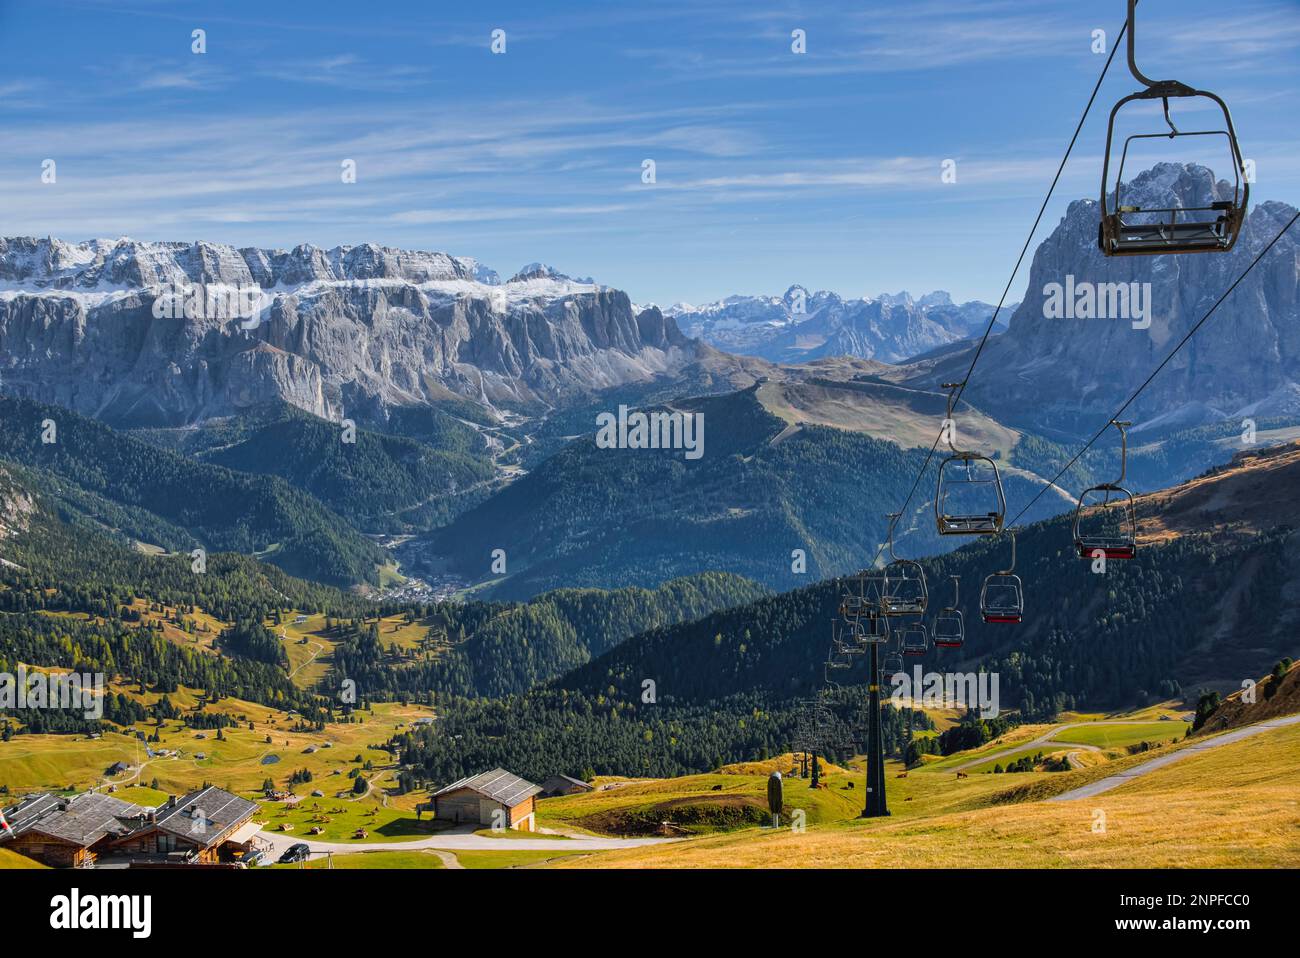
left=0, top=238, right=693, bottom=426
left=667, top=286, right=999, bottom=363
left=939, top=164, right=1300, bottom=436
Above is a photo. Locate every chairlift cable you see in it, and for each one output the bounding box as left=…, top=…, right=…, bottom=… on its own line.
left=1006, top=210, right=1300, bottom=531
left=859, top=11, right=1134, bottom=574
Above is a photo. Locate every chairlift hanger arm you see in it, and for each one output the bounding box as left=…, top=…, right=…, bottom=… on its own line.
left=999, top=530, right=1017, bottom=576
left=941, top=382, right=968, bottom=454
left=1112, top=420, right=1131, bottom=486
left=1125, top=0, right=1194, bottom=97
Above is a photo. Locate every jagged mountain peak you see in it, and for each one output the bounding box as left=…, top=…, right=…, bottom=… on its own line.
left=938, top=165, right=1299, bottom=437
left=671, top=285, right=999, bottom=364
left=0, top=236, right=496, bottom=291
left=0, top=236, right=694, bottom=427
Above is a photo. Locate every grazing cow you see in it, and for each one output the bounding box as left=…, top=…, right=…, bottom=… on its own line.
left=896, top=772, right=908, bottom=779
left=956, top=771, right=969, bottom=779
left=711, top=784, right=723, bottom=791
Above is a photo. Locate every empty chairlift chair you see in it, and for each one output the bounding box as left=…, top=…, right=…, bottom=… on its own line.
left=831, top=618, right=866, bottom=659
left=1099, top=0, right=1249, bottom=257
left=935, top=384, right=1006, bottom=536
left=1073, top=420, right=1138, bottom=560
left=881, top=653, right=905, bottom=681
left=860, top=608, right=889, bottom=645
left=838, top=592, right=868, bottom=620
left=881, top=513, right=929, bottom=616
left=900, top=621, right=929, bottom=657
left=980, top=531, right=1025, bottom=624
left=933, top=576, right=965, bottom=649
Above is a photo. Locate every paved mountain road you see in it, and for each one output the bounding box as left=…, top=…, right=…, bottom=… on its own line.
left=1049, top=713, right=1300, bottom=802
left=256, top=824, right=677, bottom=863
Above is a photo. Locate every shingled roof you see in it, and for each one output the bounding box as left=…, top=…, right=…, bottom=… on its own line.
left=154, top=786, right=258, bottom=845
left=1, top=792, right=148, bottom=846
left=433, top=768, right=542, bottom=808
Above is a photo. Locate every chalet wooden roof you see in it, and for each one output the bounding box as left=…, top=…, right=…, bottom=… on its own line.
left=153, top=786, right=258, bottom=844
left=542, top=774, right=593, bottom=792
left=433, top=768, right=542, bottom=807
left=1, top=792, right=148, bottom=846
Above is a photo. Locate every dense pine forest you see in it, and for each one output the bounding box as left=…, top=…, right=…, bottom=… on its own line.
left=550, top=515, right=1293, bottom=720
left=329, top=572, right=767, bottom=698
left=388, top=685, right=938, bottom=785
left=0, top=396, right=386, bottom=586
left=137, top=401, right=498, bottom=534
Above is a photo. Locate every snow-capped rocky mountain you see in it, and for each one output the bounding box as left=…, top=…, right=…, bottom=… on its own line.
left=666, top=286, right=1002, bottom=363
left=0, top=238, right=693, bottom=426
left=928, top=163, right=1300, bottom=436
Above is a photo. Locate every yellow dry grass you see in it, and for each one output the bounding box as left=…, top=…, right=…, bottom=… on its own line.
left=553, top=721, right=1300, bottom=868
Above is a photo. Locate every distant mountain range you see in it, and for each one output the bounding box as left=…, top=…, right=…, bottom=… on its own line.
left=2, top=162, right=1297, bottom=601
left=665, top=287, right=1005, bottom=363
left=0, top=238, right=694, bottom=426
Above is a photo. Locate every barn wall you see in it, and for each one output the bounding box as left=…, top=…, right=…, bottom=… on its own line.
left=434, top=790, right=483, bottom=824
left=435, top=789, right=536, bottom=829
left=4, top=835, right=84, bottom=867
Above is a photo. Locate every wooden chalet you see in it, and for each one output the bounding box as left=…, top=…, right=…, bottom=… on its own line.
left=0, top=792, right=148, bottom=867
left=0, top=785, right=262, bottom=868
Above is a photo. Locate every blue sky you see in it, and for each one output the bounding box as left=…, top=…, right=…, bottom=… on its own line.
left=1, top=0, right=1297, bottom=305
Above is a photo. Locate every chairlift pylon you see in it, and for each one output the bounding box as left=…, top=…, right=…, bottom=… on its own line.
left=1073, top=420, right=1138, bottom=560
left=881, top=513, right=928, bottom=616
left=980, top=531, right=1025, bottom=624
left=859, top=607, right=889, bottom=645
left=933, top=575, right=965, bottom=649
left=1099, top=0, right=1249, bottom=256
left=935, top=383, right=1006, bottom=536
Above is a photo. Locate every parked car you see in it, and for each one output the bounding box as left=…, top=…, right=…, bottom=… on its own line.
left=278, top=843, right=310, bottom=864
left=240, top=849, right=266, bottom=867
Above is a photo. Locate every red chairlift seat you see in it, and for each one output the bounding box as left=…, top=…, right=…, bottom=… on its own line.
left=1072, top=421, right=1138, bottom=561
left=980, top=531, right=1025, bottom=625
left=933, top=575, right=965, bottom=649
left=900, top=623, right=929, bottom=657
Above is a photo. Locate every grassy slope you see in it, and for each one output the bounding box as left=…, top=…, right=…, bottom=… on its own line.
left=552, top=719, right=1300, bottom=868
left=0, top=847, right=46, bottom=869
left=1198, top=660, right=1300, bottom=735
left=0, top=693, right=429, bottom=807
left=1051, top=722, right=1188, bottom=749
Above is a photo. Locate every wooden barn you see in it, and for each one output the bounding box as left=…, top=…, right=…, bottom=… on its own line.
left=430, top=768, right=542, bottom=831
left=540, top=774, right=594, bottom=797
